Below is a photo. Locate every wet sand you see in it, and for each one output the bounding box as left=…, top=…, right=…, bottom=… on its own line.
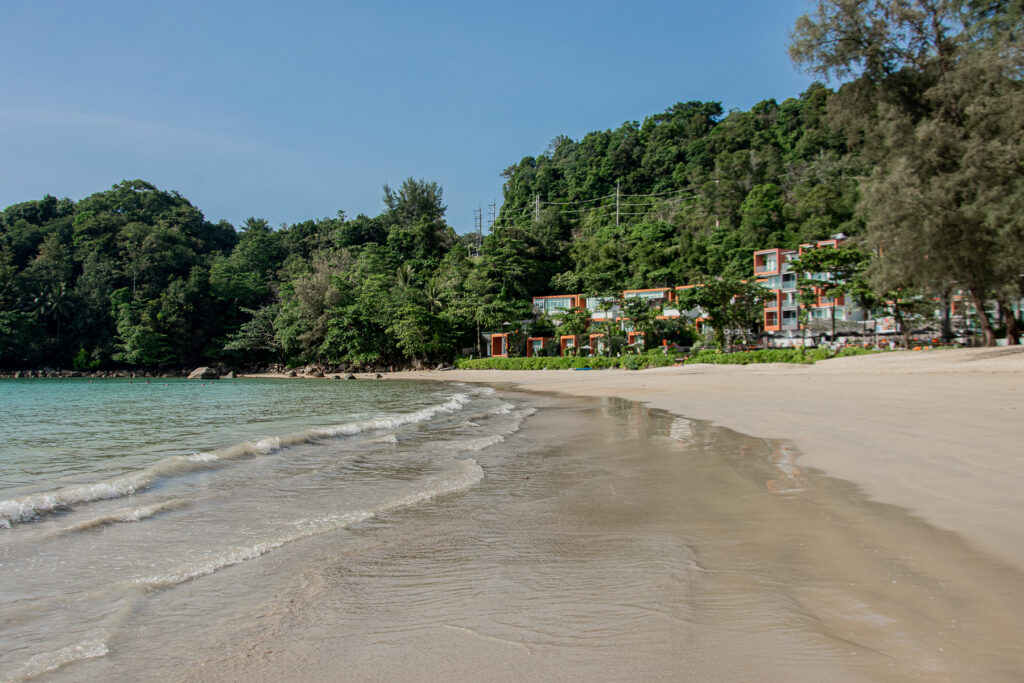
left=401, top=347, right=1024, bottom=572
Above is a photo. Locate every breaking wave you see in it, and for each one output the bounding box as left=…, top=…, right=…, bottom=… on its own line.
left=0, top=393, right=471, bottom=527
left=4, top=632, right=109, bottom=682
left=56, top=499, right=191, bottom=535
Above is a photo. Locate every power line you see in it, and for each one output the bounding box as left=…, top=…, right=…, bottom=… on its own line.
left=536, top=187, right=695, bottom=207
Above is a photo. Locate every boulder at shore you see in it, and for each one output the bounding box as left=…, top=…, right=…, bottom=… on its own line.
left=188, top=367, right=220, bottom=380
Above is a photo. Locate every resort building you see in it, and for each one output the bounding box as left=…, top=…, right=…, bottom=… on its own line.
left=482, top=237, right=1014, bottom=357
left=526, top=336, right=552, bottom=357
left=756, top=238, right=869, bottom=343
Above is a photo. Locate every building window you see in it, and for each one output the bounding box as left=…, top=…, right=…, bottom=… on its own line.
left=536, top=297, right=573, bottom=313
left=625, top=290, right=667, bottom=301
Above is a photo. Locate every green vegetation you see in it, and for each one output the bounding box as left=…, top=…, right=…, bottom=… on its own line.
left=1, top=2, right=1019, bottom=370
left=456, top=350, right=676, bottom=371
left=790, top=0, right=1024, bottom=346
left=454, top=346, right=877, bottom=370
left=684, top=346, right=877, bottom=366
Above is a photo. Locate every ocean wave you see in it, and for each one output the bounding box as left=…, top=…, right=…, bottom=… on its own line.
left=4, top=632, right=109, bottom=682
left=443, top=407, right=537, bottom=453
left=132, top=456, right=484, bottom=590
left=446, top=435, right=506, bottom=451
left=313, top=393, right=471, bottom=438
left=56, top=499, right=190, bottom=535
left=0, top=393, right=472, bottom=527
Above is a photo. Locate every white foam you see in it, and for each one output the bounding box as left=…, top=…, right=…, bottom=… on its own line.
left=314, top=393, right=471, bottom=438
left=186, top=452, right=219, bottom=463
left=6, top=632, right=109, bottom=682
left=58, top=499, right=189, bottom=535
left=0, top=471, right=153, bottom=527
left=447, top=435, right=506, bottom=451
left=442, top=407, right=535, bottom=452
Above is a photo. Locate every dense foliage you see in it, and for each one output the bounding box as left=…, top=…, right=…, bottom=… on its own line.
left=790, top=0, right=1024, bottom=345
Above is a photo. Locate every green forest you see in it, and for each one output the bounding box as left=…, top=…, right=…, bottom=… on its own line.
left=1, top=0, right=1021, bottom=369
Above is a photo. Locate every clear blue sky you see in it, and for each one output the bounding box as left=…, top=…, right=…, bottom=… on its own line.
left=0, top=0, right=818, bottom=234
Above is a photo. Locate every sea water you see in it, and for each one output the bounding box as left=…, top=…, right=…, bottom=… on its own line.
left=0, top=378, right=529, bottom=680
left=3, top=378, right=1024, bottom=681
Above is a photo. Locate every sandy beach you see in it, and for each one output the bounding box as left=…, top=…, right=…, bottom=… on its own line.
left=144, top=347, right=1024, bottom=682
left=398, top=347, right=1024, bottom=572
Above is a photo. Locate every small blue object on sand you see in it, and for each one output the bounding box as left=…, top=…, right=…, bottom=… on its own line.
left=573, top=367, right=593, bottom=371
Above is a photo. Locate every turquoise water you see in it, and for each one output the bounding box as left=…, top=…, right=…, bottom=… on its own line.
left=1, top=378, right=458, bottom=490
left=0, top=377, right=531, bottom=680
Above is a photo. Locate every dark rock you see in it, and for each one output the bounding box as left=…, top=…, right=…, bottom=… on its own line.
left=187, top=366, right=220, bottom=380
left=225, top=371, right=236, bottom=379
left=345, top=373, right=357, bottom=380
left=375, top=373, right=383, bottom=379
left=287, top=370, right=298, bottom=377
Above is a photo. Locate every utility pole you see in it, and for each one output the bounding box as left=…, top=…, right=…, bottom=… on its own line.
left=473, top=207, right=482, bottom=256
left=616, top=180, right=620, bottom=227
left=488, top=200, right=496, bottom=232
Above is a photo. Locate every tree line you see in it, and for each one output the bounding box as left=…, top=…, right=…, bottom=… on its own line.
left=1, top=0, right=1020, bottom=369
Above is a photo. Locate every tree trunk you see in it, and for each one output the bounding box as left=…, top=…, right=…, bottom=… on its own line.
left=941, top=290, right=952, bottom=342
left=968, top=289, right=997, bottom=347
left=894, top=308, right=909, bottom=349
left=998, top=298, right=1021, bottom=345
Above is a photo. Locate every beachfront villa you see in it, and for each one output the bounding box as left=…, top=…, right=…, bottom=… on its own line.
left=483, top=239, right=1013, bottom=357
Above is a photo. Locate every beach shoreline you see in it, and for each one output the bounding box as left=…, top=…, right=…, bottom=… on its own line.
left=384, top=347, right=1024, bottom=572
left=183, top=353, right=1024, bottom=681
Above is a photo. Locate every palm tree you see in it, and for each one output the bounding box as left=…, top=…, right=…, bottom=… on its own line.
left=31, top=282, right=74, bottom=343
left=423, top=282, right=444, bottom=314
left=395, top=264, right=416, bottom=288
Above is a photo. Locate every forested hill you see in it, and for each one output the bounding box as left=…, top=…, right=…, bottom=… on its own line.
left=490, top=83, right=862, bottom=294
left=0, top=85, right=866, bottom=371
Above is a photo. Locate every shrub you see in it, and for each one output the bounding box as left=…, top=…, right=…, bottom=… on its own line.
left=684, top=346, right=878, bottom=365
left=455, top=346, right=878, bottom=370
left=72, top=348, right=100, bottom=371
left=455, top=351, right=675, bottom=371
